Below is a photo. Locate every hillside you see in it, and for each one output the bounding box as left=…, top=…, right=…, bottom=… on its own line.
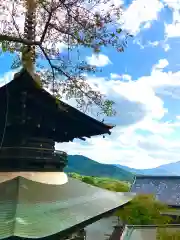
left=65, top=155, right=180, bottom=179
left=65, top=155, right=134, bottom=182
left=68, top=173, right=130, bottom=192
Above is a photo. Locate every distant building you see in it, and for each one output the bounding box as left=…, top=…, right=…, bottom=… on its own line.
left=85, top=216, right=121, bottom=240
left=109, top=225, right=124, bottom=240
left=131, top=175, right=180, bottom=207
left=120, top=225, right=180, bottom=240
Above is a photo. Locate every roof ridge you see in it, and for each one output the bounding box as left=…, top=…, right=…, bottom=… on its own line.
left=135, top=175, right=180, bottom=178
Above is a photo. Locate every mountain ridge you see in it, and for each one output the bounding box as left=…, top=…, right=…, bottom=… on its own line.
left=115, top=161, right=180, bottom=176
left=64, top=155, right=180, bottom=180
left=65, top=155, right=134, bottom=181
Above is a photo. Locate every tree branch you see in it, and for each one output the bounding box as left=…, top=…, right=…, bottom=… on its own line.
left=10, top=3, right=22, bottom=39
left=0, top=34, right=41, bottom=45
left=48, top=23, right=83, bottom=43
left=39, top=44, right=55, bottom=81
left=40, top=0, right=65, bottom=43
left=40, top=8, right=53, bottom=43
left=40, top=44, right=103, bottom=107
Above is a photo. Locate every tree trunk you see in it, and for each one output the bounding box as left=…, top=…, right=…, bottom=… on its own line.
left=22, top=0, right=36, bottom=74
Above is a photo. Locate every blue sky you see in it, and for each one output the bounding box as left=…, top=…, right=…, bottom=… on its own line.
left=1, top=0, right=180, bottom=169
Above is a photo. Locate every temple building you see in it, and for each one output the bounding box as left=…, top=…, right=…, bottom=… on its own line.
left=0, top=69, right=112, bottom=175
left=0, top=69, right=135, bottom=239
left=131, top=175, right=180, bottom=207
left=130, top=175, right=180, bottom=224
left=84, top=216, right=121, bottom=240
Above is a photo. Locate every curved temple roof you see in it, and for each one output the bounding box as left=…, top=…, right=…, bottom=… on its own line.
left=0, top=176, right=135, bottom=239
left=131, top=175, right=180, bottom=206
left=0, top=69, right=113, bottom=142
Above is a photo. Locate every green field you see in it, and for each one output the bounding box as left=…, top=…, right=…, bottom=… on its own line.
left=68, top=172, right=131, bottom=192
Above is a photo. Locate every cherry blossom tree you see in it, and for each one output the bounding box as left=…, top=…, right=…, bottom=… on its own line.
left=0, top=0, right=132, bottom=116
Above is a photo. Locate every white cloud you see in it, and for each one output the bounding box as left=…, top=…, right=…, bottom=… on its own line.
left=0, top=71, right=16, bottom=86
left=132, top=38, right=145, bottom=49
left=86, top=54, right=112, bottom=67
left=121, top=74, right=132, bottom=81
left=56, top=128, right=180, bottom=169
left=165, top=21, right=180, bottom=38
left=45, top=42, right=67, bottom=53
left=148, top=41, right=159, bottom=47
left=110, top=73, right=122, bottom=79
left=89, top=0, right=123, bottom=13
left=56, top=58, right=180, bottom=169
left=163, top=0, right=180, bottom=10
left=164, top=0, right=180, bottom=38
left=143, top=22, right=152, bottom=29
left=152, top=59, right=169, bottom=70
left=148, top=41, right=170, bottom=52
left=110, top=73, right=132, bottom=81
left=133, top=39, right=170, bottom=52
left=163, top=43, right=170, bottom=52
left=120, top=0, right=164, bottom=35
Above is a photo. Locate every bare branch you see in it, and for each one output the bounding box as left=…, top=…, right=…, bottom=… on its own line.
left=40, top=1, right=61, bottom=43
left=39, top=44, right=55, bottom=81
left=40, top=12, right=53, bottom=43
left=10, top=2, right=22, bottom=38
left=0, top=34, right=40, bottom=45
left=39, top=44, right=103, bottom=106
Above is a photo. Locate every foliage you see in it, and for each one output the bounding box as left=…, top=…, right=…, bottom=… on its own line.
left=115, top=194, right=173, bottom=225
left=65, top=155, right=134, bottom=182
left=156, top=228, right=180, bottom=240
left=0, top=0, right=132, bottom=116
left=68, top=172, right=130, bottom=192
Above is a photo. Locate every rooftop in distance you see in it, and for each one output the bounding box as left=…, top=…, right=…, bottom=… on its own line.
left=131, top=175, right=180, bottom=207
left=121, top=224, right=180, bottom=240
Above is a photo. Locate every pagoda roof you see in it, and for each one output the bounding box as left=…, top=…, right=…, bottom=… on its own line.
left=0, top=176, right=135, bottom=239
left=0, top=69, right=113, bottom=142
left=130, top=175, right=180, bottom=207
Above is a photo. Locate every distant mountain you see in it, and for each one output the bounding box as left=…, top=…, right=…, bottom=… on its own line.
left=154, top=161, right=180, bottom=175
left=65, top=155, right=180, bottom=180
left=65, top=155, right=134, bottom=182
left=115, top=162, right=180, bottom=176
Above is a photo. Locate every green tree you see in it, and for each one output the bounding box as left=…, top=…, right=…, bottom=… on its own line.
left=82, top=176, right=95, bottom=185
left=157, top=228, right=180, bottom=240
left=94, top=178, right=130, bottom=192
left=0, top=0, right=132, bottom=116
left=69, top=173, right=130, bottom=192
left=116, top=194, right=173, bottom=225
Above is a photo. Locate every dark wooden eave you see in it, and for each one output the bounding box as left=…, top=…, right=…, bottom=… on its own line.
left=0, top=69, right=114, bottom=142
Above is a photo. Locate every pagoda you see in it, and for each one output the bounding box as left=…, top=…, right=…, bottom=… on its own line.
left=0, top=1, right=136, bottom=239
left=0, top=68, right=112, bottom=174
left=0, top=69, right=135, bottom=239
